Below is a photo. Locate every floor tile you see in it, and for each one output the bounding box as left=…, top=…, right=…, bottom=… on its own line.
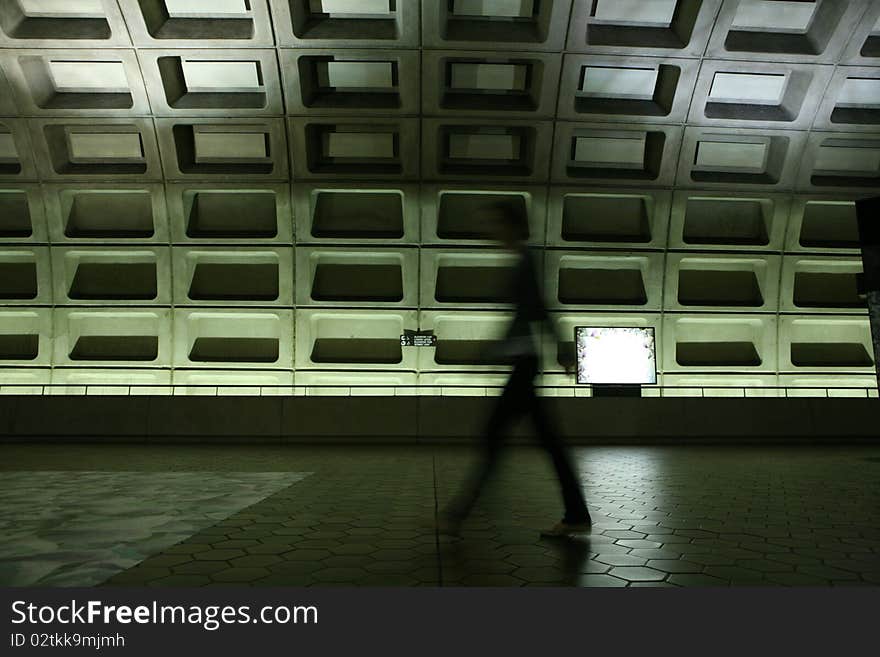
left=607, top=566, right=667, bottom=582
left=0, top=445, right=877, bottom=588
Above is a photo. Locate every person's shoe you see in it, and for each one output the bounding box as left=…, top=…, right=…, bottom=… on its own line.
left=540, top=518, right=592, bottom=538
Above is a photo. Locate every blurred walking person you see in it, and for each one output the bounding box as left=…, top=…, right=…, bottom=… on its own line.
left=440, top=204, right=591, bottom=538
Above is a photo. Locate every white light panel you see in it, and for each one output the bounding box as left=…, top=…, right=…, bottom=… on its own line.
left=448, top=134, right=520, bottom=159
left=709, top=72, right=787, bottom=104
left=576, top=327, right=657, bottom=385
left=19, top=0, right=105, bottom=18
left=182, top=61, right=262, bottom=92
left=452, top=0, right=535, bottom=18
left=68, top=132, right=143, bottom=160
left=837, top=78, right=880, bottom=107
left=310, top=0, right=392, bottom=14
left=580, top=66, right=658, bottom=99
left=194, top=131, right=267, bottom=160
left=49, top=61, right=129, bottom=93
left=323, top=62, right=394, bottom=89
left=325, top=132, right=395, bottom=158
left=695, top=140, right=768, bottom=171
left=450, top=63, right=527, bottom=91
left=593, top=0, right=677, bottom=27
left=164, top=0, right=249, bottom=16
left=574, top=135, right=646, bottom=167
left=814, top=143, right=880, bottom=173
left=731, top=0, right=817, bottom=32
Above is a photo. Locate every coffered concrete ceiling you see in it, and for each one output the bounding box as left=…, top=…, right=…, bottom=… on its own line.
left=0, top=0, right=879, bottom=394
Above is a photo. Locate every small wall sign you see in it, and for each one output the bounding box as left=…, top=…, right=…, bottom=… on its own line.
left=400, top=330, right=437, bottom=347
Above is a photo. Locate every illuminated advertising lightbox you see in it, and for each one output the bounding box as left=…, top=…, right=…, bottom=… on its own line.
left=575, top=327, right=657, bottom=385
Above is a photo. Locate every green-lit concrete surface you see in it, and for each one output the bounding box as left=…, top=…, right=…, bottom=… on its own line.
left=1, top=445, right=878, bottom=587
left=2, top=2, right=879, bottom=396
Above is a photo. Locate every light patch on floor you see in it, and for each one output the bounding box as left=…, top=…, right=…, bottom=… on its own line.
left=0, top=471, right=311, bottom=586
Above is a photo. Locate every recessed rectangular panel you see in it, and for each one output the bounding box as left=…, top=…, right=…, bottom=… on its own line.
left=310, top=0, right=392, bottom=14
left=678, top=270, right=763, bottom=306
left=593, top=0, right=677, bottom=26
left=0, top=193, right=32, bottom=237
left=436, top=265, right=515, bottom=302
left=560, top=269, right=647, bottom=304
left=452, top=0, right=535, bottom=18
left=189, top=263, right=279, bottom=301
left=69, top=262, right=157, bottom=300
left=794, top=272, right=863, bottom=308
left=68, top=132, right=143, bottom=161
left=814, top=145, right=880, bottom=173
left=574, top=136, right=645, bottom=167
left=676, top=342, right=761, bottom=366
left=19, top=0, right=105, bottom=17
left=324, top=62, right=394, bottom=89
left=684, top=198, right=769, bottom=246
left=837, top=78, right=880, bottom=107
left=164, top=0, right=249, bottom=16
left=800, top=202, right=859, bottom=248
left=194, top=131, right=268, bottom=161
left=791, top=343, right=873, bottom=367
left=0, top=262, right=37, bottom=299
left=731, top=0, right=817, bottom=32
left=49, top=61, right=128, bottom=92
left=312, top=263, right=403, bottom=302
left=188, top=192, right=276, bottom=238
left=70, top=336, right=158, bottom=361
left=448, top=134, right=520, bottom=160
left=325, top=132, right=395, bottom=158
left=580, top=67, right=658, bottom=100
left=435, top=339, right=507, bottom=366
left=695, top=141, right=768, bottom=171
left=312, top=192, right=403, bottom=238
left=190, top=337, right=278, bottom=363
left=562, top=195, right=651, bottom=242
left=0, top=134, right=19, bottom=161
left=311, top=338, right=400, bottom=364
left=68, top=192, right=154, bottom=238
left=438, top=193, right=527, bottom=239
left=450, top=64, right=527, bottom=91
left=709, top=73, right=787, bottom=104
left=0, top=334, right=38, bottom=360
left=182, top=61, right=261, bottom=92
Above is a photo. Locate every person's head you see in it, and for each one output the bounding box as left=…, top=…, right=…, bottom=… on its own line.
left=484, top=201, right=528, bottom=248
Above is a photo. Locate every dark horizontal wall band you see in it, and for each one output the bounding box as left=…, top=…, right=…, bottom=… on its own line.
left=0, top=396, right=876, bottom=443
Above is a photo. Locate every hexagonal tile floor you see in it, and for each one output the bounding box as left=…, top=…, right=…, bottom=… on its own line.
left=0, top=471, right=311, bottom=586
left=1, top=444, right=878, bottom=587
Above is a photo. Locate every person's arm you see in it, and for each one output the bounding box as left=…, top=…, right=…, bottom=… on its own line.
left=527, top=250, right=575, bottom=375
left=545, top=309, right=575, bottom=375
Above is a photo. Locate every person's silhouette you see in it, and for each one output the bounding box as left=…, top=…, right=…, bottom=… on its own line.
left=440, top=204, right=591, bottom=537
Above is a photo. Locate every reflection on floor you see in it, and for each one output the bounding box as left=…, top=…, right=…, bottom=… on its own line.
left=0, top=472, right=310, bottom=586
left=0, top=445, right=878, bottom=587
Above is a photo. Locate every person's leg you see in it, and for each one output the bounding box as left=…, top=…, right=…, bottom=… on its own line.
left=444, top=363, right=530, bottom=524
left=526, top=367, right=590, bottom=525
